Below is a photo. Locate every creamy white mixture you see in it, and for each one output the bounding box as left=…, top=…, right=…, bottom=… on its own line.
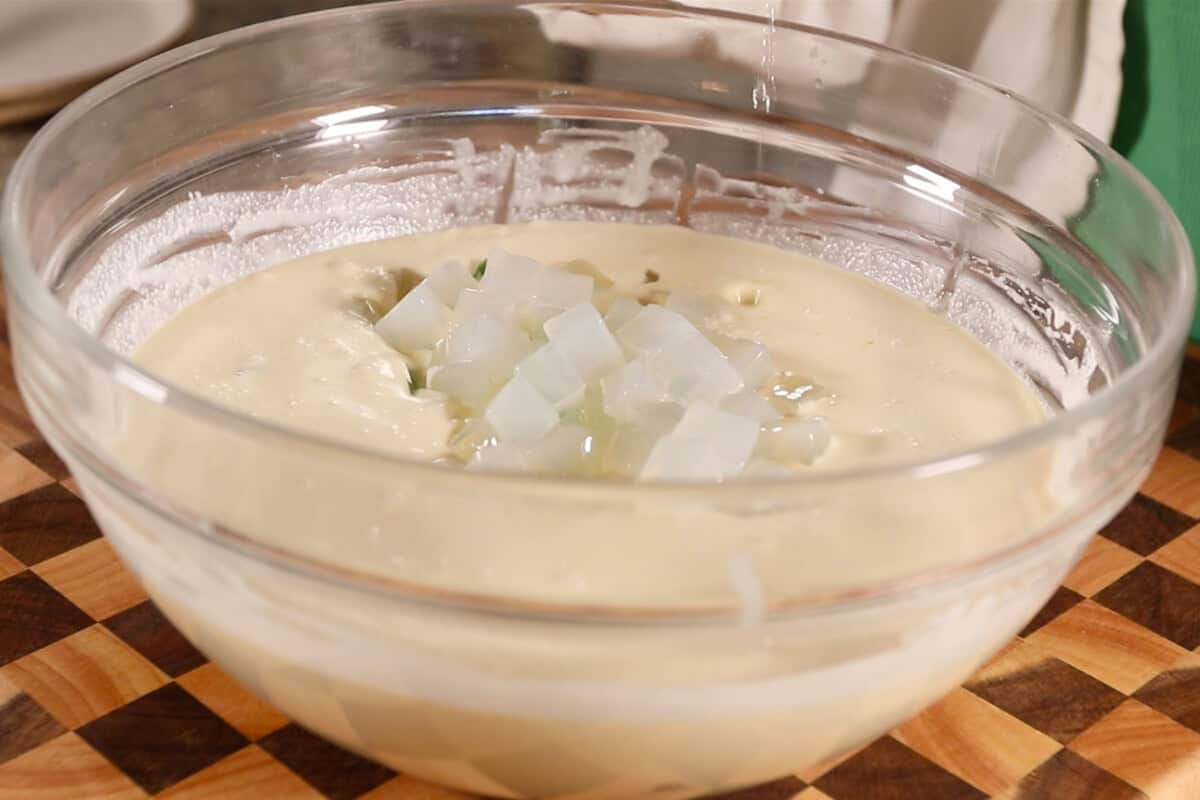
left=135, top=221, right=1045, bottom=473
left=114, top=222, right=1059, bottom=798
left=120, top=221, right=1058, bottom=607
left=122, top=222, right=1055, bottom=606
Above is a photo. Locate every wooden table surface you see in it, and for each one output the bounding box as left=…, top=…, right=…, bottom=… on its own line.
left=2, top=2, right=1200, bottom=798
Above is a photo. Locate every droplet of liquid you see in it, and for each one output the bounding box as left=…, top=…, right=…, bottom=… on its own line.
left=734, top=284, right=763, bottom=306
left=769, top=372, right=822, bottom=416
left=771, top=372, right=818, bottom=402
left=722, top=281, right=765, bottom=307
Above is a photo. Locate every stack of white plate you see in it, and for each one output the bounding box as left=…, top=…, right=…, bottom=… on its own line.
left=0, top=0, right=192, bottom=125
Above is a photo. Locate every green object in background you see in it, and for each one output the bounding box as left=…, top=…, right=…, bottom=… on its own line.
left=1113, top=0, right=1200, bottom=339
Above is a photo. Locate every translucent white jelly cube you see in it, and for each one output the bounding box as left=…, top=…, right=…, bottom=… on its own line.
left=640, top=437, right=727, bottom=482
left=600, top=356, right=660, bottom=421
left=651, top=334, right=744, bottom=405
left=468, top=441, right=527, bottom=472
left=515, top=343, right=586, bottom=409
left=428, top=362, right=502, bottom=412
left=485, top=376, right=559, bottom=443
left=559, top=382, right=612, bottom=435
left=481, top=249, right=543, bottom=298
left=637, top=402, right=686, bottom=436
left=521, top=425, right=590, bottom=474
left=375, top=282, right=448, bottom=352
left=740, top=459, right=795, bottom=479
left=603, top=296, right=643, bottom=332
left=445, top=316, right=526, bottom=365
left=665, top=289, right=720, bottom=328
left=719, top=337, right=777, bottom=389
left=517, top=304, right=559, bottom=335
left=604, top=425, right=659, bottom=477
left=536, top=269, right=594, bottom=311
left=543, top=303, right=625, bottom=381
left=478, top=342, right=537, bottom=389
left=721, top=388, right=781, bottom=424
left=425, top=261, right=475, bottom=308
left=757, top=416, right=831, bottom=465
left=448, top=416, right=497, bottom=461
left=615, top=304, right=698, bottom=355
left=456, top=287, right=517, bottom=322
left=601, top=402, right=684, bottom=477
left=671, top=403, right=760, bottom=476
left=591, top=288, right=618, bottom=315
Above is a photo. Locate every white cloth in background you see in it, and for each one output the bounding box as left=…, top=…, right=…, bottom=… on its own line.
left=661, top=0, right=1127, bottom=141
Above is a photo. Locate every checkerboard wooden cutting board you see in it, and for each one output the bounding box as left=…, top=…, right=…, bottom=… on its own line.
left=0, top=302, right=1198, bottom=800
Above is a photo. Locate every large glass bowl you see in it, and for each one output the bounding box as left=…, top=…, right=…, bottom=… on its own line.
left=2, top=2, right=1193, bottom=797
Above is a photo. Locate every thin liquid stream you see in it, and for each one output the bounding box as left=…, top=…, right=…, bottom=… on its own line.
left=752, top=0, right=779, bottom=174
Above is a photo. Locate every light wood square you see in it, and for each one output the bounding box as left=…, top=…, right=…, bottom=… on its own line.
left=892, top=686, right=1060, bottom=796
left=0, top=732, right=145, bottom=799
left=1151, top=523, right=1200, bottom=588
left=1070, top=700, right=1200, bottom=800
left=358, top=774, right=479, bottom=799
left=0, top=449, right=52, bottom=505
left=1, top=625, right=166, bottom=729
left=32, top=538, right=146, bottom=621
left=0, top=546, right=23, bottom=581
left=0, top=390, right=37, bottom=449
left=968, top=638, right=1059, bottom=685
left=155, top=745, right=319, bottom=800
left=1063, top=535, right=1142, bottom=596
left=1142, top=448, right=1200, bottom=517
left=1025, top=600, right=1189, bottom=693
left=0, top=672, right=19, bottom=705
left=794, top=790, right=834, bottom=800
left=177, top=663, right=289, bottom=741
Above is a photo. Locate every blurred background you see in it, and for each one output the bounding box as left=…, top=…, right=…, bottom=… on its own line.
left=0, top=1, right=386, bottom=186
left=0, top=0, right=1192, bottom=335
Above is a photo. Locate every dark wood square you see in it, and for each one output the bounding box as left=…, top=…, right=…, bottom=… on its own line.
left=1098, top=494, right=1196, bottom=556
left=1014, top=749, right=1147, bottom=799
left=966, top=655, right=1126, bottom=744
left=259, top=723, right=396, bottom=800
left=1019, top=586, right=1085, bottom=638
left=14, top=439, right=70, bottom=481
left=0, top=571, right=93, bottom=667
left=815, top=736, right=985, bottom=800
left=103, top=600, right=206, bottom=678
left=1168, top=397, right=1200, bottom=438
left=77, top=682, right=247, bottom=794
left=710, top=776, right=807, bottom=799
left=1174, top=356, right=1200, bottom=408
left=1166, top=418, right=1200, bottom=460
left=0, top=691, right=67, bottom=766
left=0, top=484, right=101, bottom=566
left=1093, top=561, right=1200, bottom=650
left=1133, top=664, right=1200, bottom=733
